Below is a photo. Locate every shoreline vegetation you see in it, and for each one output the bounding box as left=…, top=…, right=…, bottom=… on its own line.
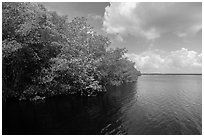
left=2, top=2, right=141, bottom=101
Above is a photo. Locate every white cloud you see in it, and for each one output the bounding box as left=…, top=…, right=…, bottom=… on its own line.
left=176, top=32, right=187, bottom=38
left=142, top=28, right=160, bottom=40
left=125, top=48, right=202, bottom=73
left=88, top=14, right=102, bottom=20
left=103, top=2, right=160, bottom=40
left=103, top=2, right=201, bottom=41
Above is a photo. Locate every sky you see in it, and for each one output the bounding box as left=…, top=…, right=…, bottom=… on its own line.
left=41, top=2, right=202, bottom=73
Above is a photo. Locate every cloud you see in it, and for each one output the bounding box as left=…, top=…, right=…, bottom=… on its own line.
left=125, top=48, right=202, bottom=73
left=115, top=34, right=124, bottom=42
left=103, top=2, right=160, bottom=40
left=88, top=13, right=102, bottom=21
left=103, top=2, right=201, bottom=41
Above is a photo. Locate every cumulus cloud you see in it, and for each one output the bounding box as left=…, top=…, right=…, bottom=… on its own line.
left=103, top=2, right=201, bottom=41
left=125, top=48, right=202, bottom=73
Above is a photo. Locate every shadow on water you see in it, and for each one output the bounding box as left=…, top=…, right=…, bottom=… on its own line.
left=3, top=76, right=201, bottom=135
left=3, top=82, right=138, bottom=135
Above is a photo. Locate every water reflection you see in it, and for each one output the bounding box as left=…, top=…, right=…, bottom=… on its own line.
left=3, top=82, right=138, bottom=135
left=3, top=75, right=202, bottom=135
left=100, top=83, right=138, bottom=134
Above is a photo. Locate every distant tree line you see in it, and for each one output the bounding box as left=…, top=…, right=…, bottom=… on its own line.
left=2, top=2, right=141, bottom=100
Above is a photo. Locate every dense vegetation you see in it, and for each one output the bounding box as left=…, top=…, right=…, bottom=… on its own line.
left=2, top=2, right=141, bottom=100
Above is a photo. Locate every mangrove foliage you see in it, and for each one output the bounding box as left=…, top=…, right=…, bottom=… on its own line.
left=2, top=2, right=141, bottom=100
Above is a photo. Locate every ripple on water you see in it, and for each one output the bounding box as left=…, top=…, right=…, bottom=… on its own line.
left=3, top=75, right=201, bottom=135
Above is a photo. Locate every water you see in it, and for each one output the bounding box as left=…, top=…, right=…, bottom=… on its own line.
left=3, top=75, right=202, bottom=135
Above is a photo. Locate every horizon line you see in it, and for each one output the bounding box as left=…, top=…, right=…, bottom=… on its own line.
left=141, top=73, right=202, bottom=75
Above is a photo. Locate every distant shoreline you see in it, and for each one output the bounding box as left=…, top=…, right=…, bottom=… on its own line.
left=141, top=73, right=202, bottom=75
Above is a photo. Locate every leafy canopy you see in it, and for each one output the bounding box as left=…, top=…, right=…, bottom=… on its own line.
left=2, top=2, right=141, bottom=100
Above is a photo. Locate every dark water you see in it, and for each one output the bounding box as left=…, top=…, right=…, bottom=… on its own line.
left=3, top=75, right=202, bottom=135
